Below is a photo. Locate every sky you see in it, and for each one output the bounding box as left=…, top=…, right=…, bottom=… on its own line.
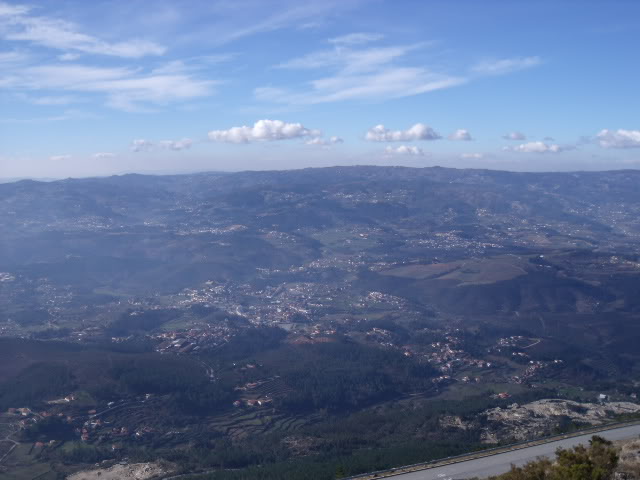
left=1, top=0, right=639, bottom=179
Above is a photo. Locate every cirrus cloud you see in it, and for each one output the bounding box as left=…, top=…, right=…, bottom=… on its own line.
left=0, top=2, right=29, bottom=17
left=328, top=32, right=384, bottom=46
left=0, top=1, right=165, bottom=58
left=1, top=63, right=218, bottom=111
left=472, top=56, right=541, bottom=76
left=260, top=41, right=465, bottom=105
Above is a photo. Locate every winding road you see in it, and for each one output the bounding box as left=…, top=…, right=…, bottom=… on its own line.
left=355, top=423, right=640, bottom=480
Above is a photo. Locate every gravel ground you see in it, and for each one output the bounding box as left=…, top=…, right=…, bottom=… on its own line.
left=66, top=462, right=168, bottom=480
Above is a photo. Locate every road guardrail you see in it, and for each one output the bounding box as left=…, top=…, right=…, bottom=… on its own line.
left=345, top=419, right=640, bottom=479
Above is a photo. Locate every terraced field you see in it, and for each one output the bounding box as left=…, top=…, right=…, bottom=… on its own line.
left=243, top=377, right=292, bottom=399
left=209, top=409, right=321, bottom=441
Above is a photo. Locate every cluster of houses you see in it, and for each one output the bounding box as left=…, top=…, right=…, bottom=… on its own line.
left=233, top=398, right=273, bottom=408
left=153, top=325, right=237, bottom=355
left=426, top=337, right=492, bottom=374
left=491, top=392, right=512, bottom=400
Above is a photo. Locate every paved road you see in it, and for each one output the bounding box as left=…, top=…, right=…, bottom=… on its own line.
left=383, top=424, right=640, bottom=480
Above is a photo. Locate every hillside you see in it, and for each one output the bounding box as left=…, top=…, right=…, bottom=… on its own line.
left=1, top=166, right=640, bottom=479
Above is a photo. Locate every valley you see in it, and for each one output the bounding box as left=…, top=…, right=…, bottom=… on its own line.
left=1, top=166, right=640, bottom=479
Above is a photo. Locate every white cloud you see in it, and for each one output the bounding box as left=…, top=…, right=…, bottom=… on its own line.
left=365, top=123, right=441, bottom=142
left=0, top=3, right=165, bottom=58
left=159, top=138, right=193, bottom=151
left=502, top=131, right=527, bottom=140
left=131, top=139, right=153, bottom=152
left=0, top=110, right=84, bottom=123
left=0, top=2, right=29, bottom=16
left=472, top=56, right=541, bottom=76
left=596, top=129, right=640, bottom=148
left=261, top=42, right=464, bottom=105
left=204, top=1, right=364, bottom=46
left=27, top=95, right=76, bottom=106
left=504, top=141, right=564, bottom=153
left=151, top=55, right=234, bottom=75
left=208, top=119, right=321, bottom=144
left=305, top=136, right=343, bottom=146
left=384, top=145, right=425, bottom=156
left=58, top=52, right=80, bottom=61
left=277, top=44, right=421, bottom=73
left=448, top=129, right=473, bottom=141
left=49, top=154, right=70, bottom=161
left=92, top=152, right=115, bottom=159
left=460, top=152, right=484, bottom=159
left=0, top=50, right=29, bottom=65
left=4, top=64, right=217, bottom=111
left=328, top=32, right=384, bottom=46
left=131, top=138, right=193, bottom=152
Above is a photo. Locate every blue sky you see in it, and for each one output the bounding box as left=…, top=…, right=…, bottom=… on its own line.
left=1, top=0, right=639, bottom=178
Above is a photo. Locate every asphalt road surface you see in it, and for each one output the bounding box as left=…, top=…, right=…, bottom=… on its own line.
left=386, top=424, right=640, bottom=480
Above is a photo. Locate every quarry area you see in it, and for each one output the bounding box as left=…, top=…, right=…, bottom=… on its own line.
left=441, top=399, right=640, bottom=444
left=66, top=462, right=170, bottom=480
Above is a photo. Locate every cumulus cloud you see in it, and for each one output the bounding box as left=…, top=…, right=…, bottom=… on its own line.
left=131, top=139, right=153, bottom=152
left=208, top=119, right=321, bottom=144
left=92, top=152, right=114, bottom=159
left=159, top=138, right=193, bottom=151
left=131, top=138, right=193, bottom=152
left=502, top=131, right=527, bottom=140
left=460, top=152, right=484, bottom=159
left=472, top=56, right=541, bottom=76
left=596, top=129, right=640, bottom=148
left=504, top=141, right=564, bottom=153
left=305, top=136, right=343, bottom=146
left=448, top=129, right=473, bottom=141
left=328, top=32, right=384, bottom=46
left=365, top=123, right=441, bottom=142
left=384, top=145, right=425, bottom=156
left=49, top=154, right=70, bottom=161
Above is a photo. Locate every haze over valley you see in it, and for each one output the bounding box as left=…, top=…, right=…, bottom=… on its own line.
left=2, top=1, right=640, bottom=479
left=2, top=167, right=640, bottom=479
